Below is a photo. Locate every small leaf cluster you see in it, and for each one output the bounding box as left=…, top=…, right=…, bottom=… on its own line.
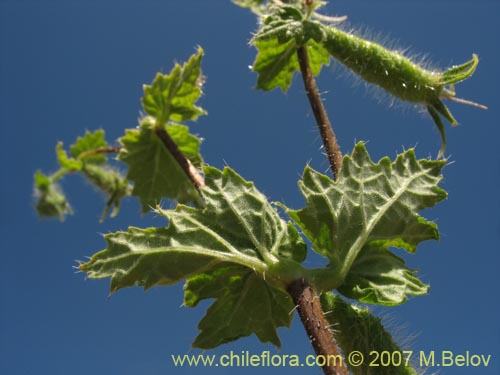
left=34, top=48, right=207, bottom=220
left=34, top=130, right=129, bottom=221
left=120, top=47, right=206, bottom=211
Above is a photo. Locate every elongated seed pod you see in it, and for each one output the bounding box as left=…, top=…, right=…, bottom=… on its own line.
left=323, top=28, right=440, bottom=103
left=320, top=25, right=485, bottom=157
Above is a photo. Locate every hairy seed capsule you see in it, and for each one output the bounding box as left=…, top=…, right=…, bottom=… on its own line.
left=319, top=25, right=486, bottom=157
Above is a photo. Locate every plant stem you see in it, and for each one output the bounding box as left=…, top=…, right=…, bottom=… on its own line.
left=297, top=46, right=342, bottom=179
left=154, top=126, right=205, bottom=190
left=77, top=146, right=122, bottom=160
left=289, top=46, right=347, bottom=375
left=287, top=279, right=348, bottom=375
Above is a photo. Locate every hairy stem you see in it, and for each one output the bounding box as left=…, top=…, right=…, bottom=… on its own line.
left=287, top=279, right=348, bottom=375
left=77, top=146, right=122, bottom=160
left=154, top=126, right=205, bottom=190
left=48, top=147, right=123, bottom=184
left=289, top=46, right=347, bottom=375
left=297, top=46, right=342, bottom=179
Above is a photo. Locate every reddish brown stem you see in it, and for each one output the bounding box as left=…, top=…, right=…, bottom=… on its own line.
left=154, top=126, right=205, bottom=190
left=297, top=46, right=342, bottom=179
left=289, top=46, right=347, bottom=375
left=287, top=279, right=348, bottom=375
left=77, top=146, right=122, bottom=160
left=78, top=131, right=204, bottom=195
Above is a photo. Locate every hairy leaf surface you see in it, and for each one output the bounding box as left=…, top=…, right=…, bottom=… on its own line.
left=253, top=37, right=328, bottom=91
left=252, top=7, right=329, bottom=91
left=286, top=143, right=446, bottom=304
left=167, top=123, right=203, bottom=168
left=142, top=47, right=206, bottom=124
left=338, top=243, right=428, bottom=305
left=56, top=142, right=82, bottom=171
left=34, top=171, right=72, bottom=220
left=118, top=122, right=202, bottom=212
left=70, top=129, right=108, bottom=164
left=81, top=164, right=129, bottom=220
left=202, top=166, right=306, bottom=264
left=80, top=166, right=305, bottom=348
left=184, top=265, right=293, bottom=349
left=120, top=48, right=206, bottom=211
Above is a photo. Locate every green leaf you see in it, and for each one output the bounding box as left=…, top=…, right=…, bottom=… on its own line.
left=80, top=226, right=228, bottom=291
left=320, top=293, right=419, bottom=375
left=34, top=170, right=51, bottom=190
left=232, top=0, right=266, bottom=12
left=253, top=37, right=299, bottom=91
left=70, top=129, right=108, bottom=164
left=56, top=142, right=82, bottom=171
left=184, top=265, right=293, bottom=349
left=252, top=8, right=329, bottom=92
left=440, top=54, right=479, bottom=85
left=253, top=37, right=329, bottom=91
left=307, top=38, right=330, bottom=74
left=232, top=0, right=265, bottom=7
left=79, top=165, right=306, bottom=287
left=142, top=47, right=206, bottom=124
left=34, top=171, right=72, bottom=221
left=337, top=243, right=429, bottom=305
left=286, top=143, right=446, bottom=304
left=80, top=165, right=305, bottom=348
left=233, top=0, right=302, bottom=13
left=81, top=164, right=129, bottom=221
left=201, top=166, right=306, bottom=265
left=122, top=50, right=207, bottom=211
left=118, top=122, right=202, bottom=212
left=166, top=123, right=203, bottom=168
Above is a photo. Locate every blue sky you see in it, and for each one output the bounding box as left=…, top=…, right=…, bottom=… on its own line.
left=1, top=0, right=499, bottom=374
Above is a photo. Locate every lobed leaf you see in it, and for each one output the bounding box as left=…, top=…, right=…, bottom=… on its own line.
left=253, top=37, right=329, bottom=91
left=80, top=165, right=305, bottom=348
left=118, top=121, right=203, bottom=212
left=56, top=142, right=82, bottom=171
left=251, top=6, right=329, bottom=91
left=80, top=226, right=230, bottom=291
left=122, top=49, right=207, bottom=211
left=337, top=243, right=429, bottom=305
left=202, top=166, right=306, bottom=264
left=253, top=37, right=299, bottom=91
left=286, top=143, right=446, bottom=304
left=70, top=129, right=108, bottom=164
left=184, top=265, right=293, bottom=349
left=166, top=123, right=203, bottom=168
left=142, top=47, right=206, bottom=124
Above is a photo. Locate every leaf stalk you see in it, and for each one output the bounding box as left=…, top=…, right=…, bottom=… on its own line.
left=77, top=146, right=122, bottom=160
